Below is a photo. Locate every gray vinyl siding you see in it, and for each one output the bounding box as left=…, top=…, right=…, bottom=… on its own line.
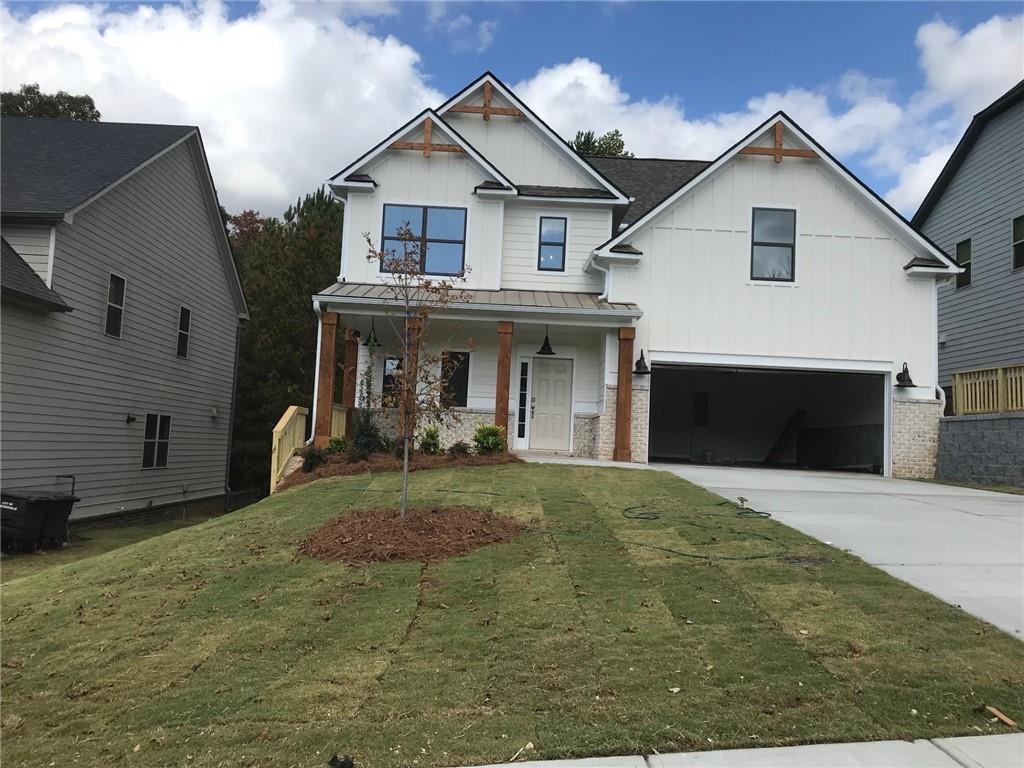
left=0, top=139, right=240, bottom=519
left=3, top=224, right=52, bottom=283
left=921, top=99, right=1024, bottom=387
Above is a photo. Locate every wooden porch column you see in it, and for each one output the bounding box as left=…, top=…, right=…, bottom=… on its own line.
left=613, top=327, right=636, bottom=462
left=495, top=321, right=513, bottom=434
left=314, top=312, right=339, bottom=448
left=341, top=328, right=359, bottom=437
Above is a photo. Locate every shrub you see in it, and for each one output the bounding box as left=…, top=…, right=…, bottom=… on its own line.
left=327, top=436, right=349, bottom=454
left=350, top=409, right=389, bottom=456
left=473, top=423, right=506, bottom=455
left=447, top=440, right=471, bottom=458
left=419, top=426, right=442, bottom=455
left=301, top=446, right=327, bottom=472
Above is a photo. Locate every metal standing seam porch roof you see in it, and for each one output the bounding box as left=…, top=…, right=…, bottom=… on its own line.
left=315, top=281, right=642, bottom=320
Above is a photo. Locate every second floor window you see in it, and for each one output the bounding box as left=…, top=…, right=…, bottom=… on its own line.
left=105, top=273, right=126, bottom=338
left=956, top=238, right=972, bottom=289
left=381, top=204, right=466, bottom=276
left=751, top=208, right=795, bottom=282
left=441, top=351, right=470, bottom=407
left=1013, top=216, right=1023, bottom=271
left=538, top=216, right=567, bottom=271
left=177, top=307, right=192, bottom=358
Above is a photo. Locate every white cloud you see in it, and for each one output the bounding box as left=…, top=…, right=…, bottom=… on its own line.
left=0, top=1, right=441, bottom=215
left=1, top=5, right=1020, bottom=217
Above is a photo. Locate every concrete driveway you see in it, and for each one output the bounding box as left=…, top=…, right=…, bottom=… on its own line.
left=663, top=465, right=1024, bottom=637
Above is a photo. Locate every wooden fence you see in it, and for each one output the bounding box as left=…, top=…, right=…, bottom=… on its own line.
left=952, top=365, right=1024, bottom=415
left=270, top=405, right=308, bottom=493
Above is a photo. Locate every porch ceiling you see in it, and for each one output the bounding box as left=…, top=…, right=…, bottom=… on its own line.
left=314, top=281, right=641, bottom=326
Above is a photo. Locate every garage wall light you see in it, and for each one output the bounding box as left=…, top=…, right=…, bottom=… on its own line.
left=895, top=362, right=915, bottom=387
left=633, top=350, right=651, bottom=375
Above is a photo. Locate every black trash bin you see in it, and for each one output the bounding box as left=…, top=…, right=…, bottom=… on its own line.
left=1, top=490, right=80, bottom=550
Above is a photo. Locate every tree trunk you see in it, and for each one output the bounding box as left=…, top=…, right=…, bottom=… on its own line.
left=399, top=434, right=411, bottom=519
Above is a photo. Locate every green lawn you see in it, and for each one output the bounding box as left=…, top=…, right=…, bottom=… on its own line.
left=2, top=464, right=1021, bottom=768
left=1, top=513, right=219, bottom=584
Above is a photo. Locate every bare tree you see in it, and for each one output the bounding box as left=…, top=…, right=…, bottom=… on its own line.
left=364, top=227, right=470, bottom=518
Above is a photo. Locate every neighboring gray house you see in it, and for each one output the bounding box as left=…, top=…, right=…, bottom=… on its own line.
left=913, top=80, right=1024, bottom=410
left=1, top=118, right=248, bottom=519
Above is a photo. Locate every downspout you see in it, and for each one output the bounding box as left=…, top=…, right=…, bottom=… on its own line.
left=309, top=300, right=324, bottom=446
left=587, top=252, right=610, bottom=300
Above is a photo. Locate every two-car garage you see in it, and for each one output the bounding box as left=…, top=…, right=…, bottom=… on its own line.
left=648, top=363, right=887, bottom=474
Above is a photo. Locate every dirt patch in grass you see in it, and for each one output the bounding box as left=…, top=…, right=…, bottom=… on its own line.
left=278, top=451, right=521, bottom=491
left=301, top=506, right=525, bottom=564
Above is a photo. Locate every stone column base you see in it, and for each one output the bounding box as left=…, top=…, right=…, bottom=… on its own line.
left=892, top=398, right=941, bottom=479
left=597, top=384, right=649, bottom=463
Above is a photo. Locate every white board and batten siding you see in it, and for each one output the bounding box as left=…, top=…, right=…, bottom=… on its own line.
left=500, top=204, right=608, bottom=292
left=4, top=224, right=53, bottom=284
left=609, top=154, right=939, bottom=391
left=0, top=140, right=241, bottom=519
left=920, top=98, right=1024, bottom=386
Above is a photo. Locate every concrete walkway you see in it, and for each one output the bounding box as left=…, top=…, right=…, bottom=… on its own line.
left=471, top=734, right=1023, bottom=767
left=521, top=456, right=1024, bottom=637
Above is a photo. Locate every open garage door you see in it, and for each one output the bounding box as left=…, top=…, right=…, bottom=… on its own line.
left=649, top=365, right=886, bottom=474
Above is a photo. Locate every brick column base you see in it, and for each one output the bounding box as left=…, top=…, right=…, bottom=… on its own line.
left=891, top=398, right=941, bottom=479
left=597, top=384, right=650, bottom=463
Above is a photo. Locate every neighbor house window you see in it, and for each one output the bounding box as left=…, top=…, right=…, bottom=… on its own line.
left=1013, top=216, right=1024, bottom=271
left=381, top=204, right=467, bottom=276
left=956, top=238, right=972, bottom=289
left=176, top=307, right=191, bottom=358
left=142, top=413, right=171, bottom=469
left=537, top=216, right=567, bottom=271
left=750, top=208, right=796, bottom=282
left=382, top=356, right=402, bottom=407
left=105, top=273, right=126, bottom=338
left=441, top=351, right=470, bottom=407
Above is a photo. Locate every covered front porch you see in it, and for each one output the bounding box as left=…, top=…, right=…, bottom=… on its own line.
left=310, top=282, right=648, bottom=463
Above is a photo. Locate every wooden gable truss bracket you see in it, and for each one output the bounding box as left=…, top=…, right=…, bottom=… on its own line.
left=738, top=122, right=819, bottom=163
left=389, top=117, right=467, bottom=157
left=446, top=82, right=524, bottom=121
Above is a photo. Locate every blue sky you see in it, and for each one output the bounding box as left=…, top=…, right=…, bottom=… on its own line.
left=3, top=1, right=1021, bottom=215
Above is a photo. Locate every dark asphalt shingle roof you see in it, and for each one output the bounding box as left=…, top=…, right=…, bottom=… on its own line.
left=1, top=237, right=71, bottom=311
left=517, top=185, right=617, bottom=199
left=1, top=117, right=195, bottom=219
left=585, top=156, right=711, bottom=231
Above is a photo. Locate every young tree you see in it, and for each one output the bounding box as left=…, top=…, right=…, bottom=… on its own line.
left=1, top=83, right=101, bottom=120
left=365, top=229, right=470, bottom=518
left=570, top=128, right=633, bottom=157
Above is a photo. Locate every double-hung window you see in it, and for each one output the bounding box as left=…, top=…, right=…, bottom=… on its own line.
left=105, top=273, right=126, bottom=338
left=750, top=208, right=796, bottom=282
left=955, top=238, right=972, bottom=289
left=1013, top=216, right=1023, bottom=271
left=142, top=413, right=171, bottom=469
left=381, top=204, right=467, bottom=276
left=537, top=216, right=567, bottom=271
left=441, top=351, right=470, bottom=407
left=176, top=307, right=192, bottom=358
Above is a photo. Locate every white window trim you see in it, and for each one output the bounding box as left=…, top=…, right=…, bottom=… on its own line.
left=747, top=205, right=799, bottom=287
left=177, top=305, right=192, bottom=359
left=535, top=214, right=571, bottom=275
left=374, top=198, right=472, bottom=279
left=105, top=271, right=127, bottom=339
left=440, top=348, right=473, bottom=409
left=141, top=413, right=171, bottom=470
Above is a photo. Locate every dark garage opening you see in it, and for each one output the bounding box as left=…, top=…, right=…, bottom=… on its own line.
left=648, top=365, right=885, bottom=473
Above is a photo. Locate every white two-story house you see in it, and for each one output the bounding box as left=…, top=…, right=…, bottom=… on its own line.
left=310, top=72, right=960, bottom=479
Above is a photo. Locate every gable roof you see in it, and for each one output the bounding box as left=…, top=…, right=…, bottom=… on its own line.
left=912, top=79, right=1024, bottom=228
left=329, top=108, right=516, bottom=191
left=2, top=118, right=248, bottom=319
left=437, top=72, right=629, bottom=203
left=586, top=156, right=711, bottom=230
left=1, top=117, right=195, bottom=220
left=1, top=237, right=71, bottom=312
left=593, top=111, right=959, bottom=273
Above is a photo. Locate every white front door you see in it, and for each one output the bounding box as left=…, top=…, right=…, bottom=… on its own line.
left=530, top=357, right=573, bottom=451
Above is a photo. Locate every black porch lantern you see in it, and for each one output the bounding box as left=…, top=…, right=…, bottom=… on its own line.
left=633, top=349, right=651, bottom=375
left=536, top=325, right=556, bottom=356
left=363, top=319, right=381, bottom=351
left=895, top=362, right=915, bottom=387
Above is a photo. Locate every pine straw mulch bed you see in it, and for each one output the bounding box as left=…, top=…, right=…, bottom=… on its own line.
left=300, top=506, right=525, bottom=564
left=277, top=450, right=521, bottom=491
